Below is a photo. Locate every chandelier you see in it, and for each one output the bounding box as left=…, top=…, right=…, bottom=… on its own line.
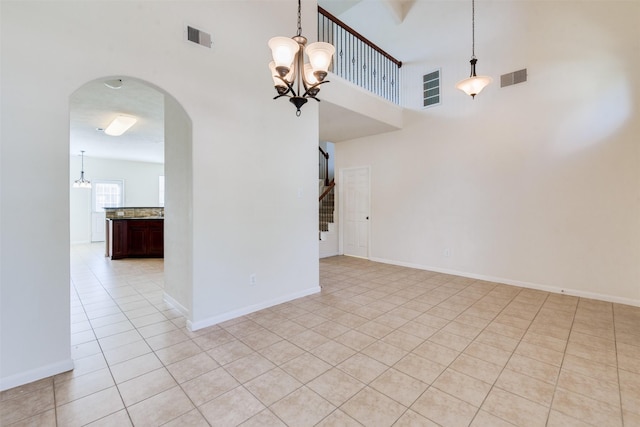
left=268, top=0, right=335, bottom=116
left=73, top=151, right=91, bottom=189
left=455, top=0, right=492, bottom=98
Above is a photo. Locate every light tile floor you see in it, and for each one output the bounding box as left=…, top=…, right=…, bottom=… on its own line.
left=2, top=243, right=639, bottom=426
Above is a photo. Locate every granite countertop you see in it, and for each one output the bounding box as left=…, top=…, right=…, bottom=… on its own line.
left=108, top=217, right=164, bottom=220
left=105, top=207, right=164, bottom=220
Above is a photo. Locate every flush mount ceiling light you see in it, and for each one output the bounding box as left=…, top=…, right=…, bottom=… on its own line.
left=104, top=115, right=137, bottom=136
left=455, top=0, right=492, bottom=98
left=268, top=0, right=335, bottom=116
left=104, top=79, right=123, bottom=89
left=73, top=150, right=91, bottom=189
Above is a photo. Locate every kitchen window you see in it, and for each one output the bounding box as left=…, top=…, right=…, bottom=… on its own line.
left=93, top=180, right=124, bottom=212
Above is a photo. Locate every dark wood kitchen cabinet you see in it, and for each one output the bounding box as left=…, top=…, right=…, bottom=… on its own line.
left=107, top=219, right=164, bottom=259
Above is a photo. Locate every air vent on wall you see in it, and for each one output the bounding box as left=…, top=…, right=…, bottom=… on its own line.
left=423, top=69, right=441, bottom=108
left=501, top=68, right=527, bottom=88
left=187, top=26, right=212, bottom=48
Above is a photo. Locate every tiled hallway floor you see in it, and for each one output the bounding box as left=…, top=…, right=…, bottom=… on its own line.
left=2, top=243, right=640, bottom=426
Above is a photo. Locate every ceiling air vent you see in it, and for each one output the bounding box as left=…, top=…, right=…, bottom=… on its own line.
left=501, top=68, right=527, bottom=88
left=187, top=26, right=212, bottom=48
left=423, top=69, right=441, bottom=108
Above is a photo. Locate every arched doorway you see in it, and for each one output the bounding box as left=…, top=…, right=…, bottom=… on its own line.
left=69, top=75, right=193, bottom=322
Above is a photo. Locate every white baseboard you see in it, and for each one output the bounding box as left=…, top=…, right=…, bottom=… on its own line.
left=187, top=286, right=321, bottom=331
left=0, top=359, right=74, bottom=392
left=320, top=251, right=339, bottom=259
left=369, top=257, right=640, bottom=308
left=163, top=292, right=190, bottom=318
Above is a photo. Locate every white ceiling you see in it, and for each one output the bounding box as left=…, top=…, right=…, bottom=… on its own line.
left=69, top=78, right=165, bottom=164
left=319, top=100, right=400, bottom=142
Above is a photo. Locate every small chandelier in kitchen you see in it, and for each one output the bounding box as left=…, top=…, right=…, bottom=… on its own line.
left=73, top=151, right=91, bottom=189
left=455, top=0, right=492, bottom=98
left=268, top=0, right=335, bottom=116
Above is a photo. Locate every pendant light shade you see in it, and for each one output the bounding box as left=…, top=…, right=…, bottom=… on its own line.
left=268, top=0, right=335, bottom=116
left=73, top=151, right=91, bottom=189
left=456, top=58, right=492, bottom=98
left=456, top=0, right=492, bottom=98
left=304, top=63, right=319, bottom=85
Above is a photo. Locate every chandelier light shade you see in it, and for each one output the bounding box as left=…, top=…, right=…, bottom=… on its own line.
left=268, top=0, right=335, bottom=116
left=73, top=151, right=91, bottom=189
left=104, top=115, right=137, bottom=136
left=269, top=37, right=300, bottom=71
left=305, top=42, right=335, bottom=76
left=455, top=0, right=492, bottom=98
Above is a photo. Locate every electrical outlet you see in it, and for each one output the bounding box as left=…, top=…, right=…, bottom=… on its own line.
left=249, top=273, right=257, bottom=286
left=444, top=248, right=451, bottom=257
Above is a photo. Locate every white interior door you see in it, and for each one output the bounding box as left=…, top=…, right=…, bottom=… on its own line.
left=91, top=180, right=124, bottom=242
left=341, top=166, right=370, bottom=258
left=91, top=212, right=106, bottom=242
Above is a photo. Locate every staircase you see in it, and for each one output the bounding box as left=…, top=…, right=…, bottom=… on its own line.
left=319, top=180, right=338, bottom=260
left=319, top=180, right=335, bottom=236
left=319, top=146, right=338, bottom=257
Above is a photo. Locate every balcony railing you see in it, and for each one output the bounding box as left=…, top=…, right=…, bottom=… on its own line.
left=318, top=6, right=402, bottom=104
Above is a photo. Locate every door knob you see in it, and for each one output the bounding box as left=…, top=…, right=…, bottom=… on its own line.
left=366, top=216, right=369, bottom=220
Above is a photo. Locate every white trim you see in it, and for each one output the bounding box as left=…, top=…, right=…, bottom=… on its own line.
left=187, top=286, right=321, bottom=331
left=320, top=251, right=339, bottom=259
left=0, top=359, right=74, bottom=392
left=163, top=292, right=190, bottom=318
left=369, top=256, right=640, bottom=308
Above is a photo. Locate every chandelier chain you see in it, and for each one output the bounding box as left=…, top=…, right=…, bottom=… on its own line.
left=297, top=0, right=302, bottom=37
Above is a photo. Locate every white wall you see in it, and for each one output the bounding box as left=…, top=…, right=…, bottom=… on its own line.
left=336, top=1, right=640, bottom=306
left=70, top=156, right=165, bottom=243
left=164, top=95, right=193, bottom=316
left=1, top=0, right=319, bottom=390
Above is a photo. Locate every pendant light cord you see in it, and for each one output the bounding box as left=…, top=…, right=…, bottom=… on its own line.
left=471, top=0, right=476, bottom=58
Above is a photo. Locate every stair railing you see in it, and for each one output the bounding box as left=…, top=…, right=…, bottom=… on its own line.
left=318, top=6, right=402, bottom=104
left=319, top=147, right=330, bottom=186
left=319, top=179, right=336, bottom=233
left=319, top=178, right=335, bottom=202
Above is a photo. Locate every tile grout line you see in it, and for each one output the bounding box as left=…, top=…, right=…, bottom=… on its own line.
left=424, top=281, right=532, bottom=426
left=612, top=304, right=625, bottom=426
left=543, top=293, right=578, bottom=427
left=88, top=263, right=138, bottom=426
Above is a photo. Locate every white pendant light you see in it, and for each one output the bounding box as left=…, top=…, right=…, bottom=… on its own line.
left=73, top=151, right=91, bottom=189
left=104, top=115, right=137, bottom=136
left=268, top=0, right=335, bottom=116
left=456, top=0, right=492, bottom=98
